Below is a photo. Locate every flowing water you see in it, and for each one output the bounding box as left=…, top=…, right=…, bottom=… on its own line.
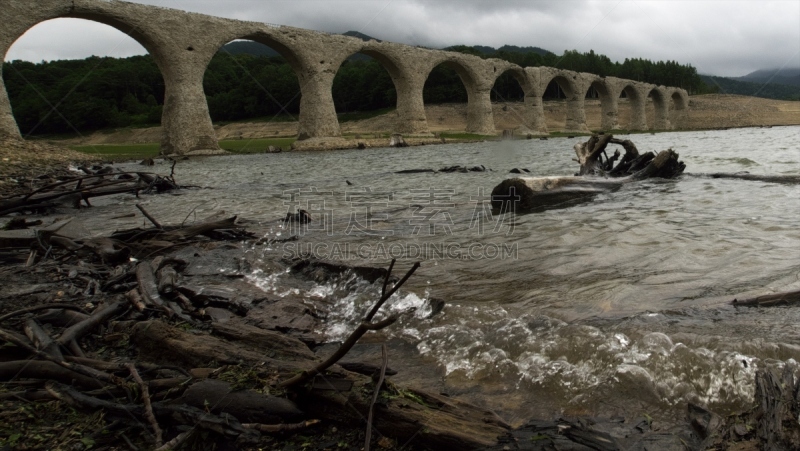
left=81, top=126, right=800, bottom=424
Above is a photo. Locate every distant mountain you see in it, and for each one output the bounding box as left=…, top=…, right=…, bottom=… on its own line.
left=220, top=32, right=379, bottom=61
left=736, top=68, right=800, bottom=87
left=449, top=44, right=552, bottom=56
left=702, top=74, right=800, bottom=100
left=342, top=30, right=380, bottom=42
left=496, top=45, right=552, bottom=56
left=221, top=41, right=279, bottom=57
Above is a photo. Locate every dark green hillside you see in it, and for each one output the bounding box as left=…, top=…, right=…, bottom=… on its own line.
left=702, top=75, right=800, bottom=100
left=736, top=68, right=800, bottom=87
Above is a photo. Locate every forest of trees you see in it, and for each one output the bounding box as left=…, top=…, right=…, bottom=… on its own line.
left=3, top=44, right=717, bottom=136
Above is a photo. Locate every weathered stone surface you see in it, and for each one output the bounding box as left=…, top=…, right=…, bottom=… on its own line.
left=0, top=1, right=689, bottom=154
left=243, top=298, right=322, bottom=343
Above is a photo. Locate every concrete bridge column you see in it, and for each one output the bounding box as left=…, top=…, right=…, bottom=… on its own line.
left=160, top=63, right=220, bottom=155
left=600, top=96, right=620, bottom=130
left=669, top=90, right=689, bottom=130
left=525, top=95, right=547, bottom=133
left=652, top=90, right=670, bottom=130
left=466, top=84, right=496, bottom=135
left=0, top=69, right=21, bottom=139
left=0, top=0, right=73, bottom=140
left=629, top=88, right=648, bottom=130
left=393, top=71, right=430, bottom=135
left=297, top=69, right=341, bottom=140
left=565, top=95, right=589, bottom=133
left=521, top=68, right=548, bottom=133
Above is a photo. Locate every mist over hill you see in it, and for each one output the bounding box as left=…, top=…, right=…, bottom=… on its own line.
left=702, top=73, right=800, bottom=100
left=735, top=68, right=800, bottom=88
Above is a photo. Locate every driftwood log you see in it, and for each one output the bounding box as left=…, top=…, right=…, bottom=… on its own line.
left=491, top=134, right=686, bottom=211
left=0, top=165, right=179, bottom=217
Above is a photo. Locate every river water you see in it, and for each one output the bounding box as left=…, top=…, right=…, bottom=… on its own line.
left=87, top=126, right=800, bottom=424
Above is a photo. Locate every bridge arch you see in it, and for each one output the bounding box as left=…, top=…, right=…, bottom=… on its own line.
left=490, top=66, right=532, bottom=132
left=613, top=82, right=646, bottom=130
left=583, top=77, right=616, bottom=131
left=0, top=1, right=693, bottom=152
left=1, top=1, right=230, bottom=154
left=328, top=43, right=422, bottom=134
left=540, top=70, right=587, bottom=133
left=668, top=88, right=689, bottom=129
left=645, top=86, right=669, bottom=130
left=0, top=5, right=171, bottom=140
left=421, top=55, right=486, bottom=134
left=3, top=18, right=167, bottom=138
left=204, top=28, right=328, bottom=139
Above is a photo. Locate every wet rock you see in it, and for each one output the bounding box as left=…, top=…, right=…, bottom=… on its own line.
left=243, top=298, right=322, bottom=344
left=170, top=245, right=248, bottom=277
left=288, top=258, right=391, bottom=284
left=509, top=168, right=531, bottom=174
left=175, top=280, right=262, bottom=316
left=284, top=209, right=312, bottom=224
left=688, top=403, right=724, bottom=439
left=427, top=297, right=446, bottom=318
left=204, top=307, right=232, bottom=323
left=390, top=134, right=408, bottom=147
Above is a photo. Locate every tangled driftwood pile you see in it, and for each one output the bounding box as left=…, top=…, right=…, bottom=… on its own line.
left=0, top=182, right=512, bottom=449
left=491, top=134, right=686, bottom=212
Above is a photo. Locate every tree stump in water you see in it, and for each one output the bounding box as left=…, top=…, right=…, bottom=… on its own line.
left=492, top=134, right=686, bottom=212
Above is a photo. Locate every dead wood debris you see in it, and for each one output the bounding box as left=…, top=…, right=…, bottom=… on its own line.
left=0, top=163, right=180, bottom=218
left=1, top=194, right=514, bottom=449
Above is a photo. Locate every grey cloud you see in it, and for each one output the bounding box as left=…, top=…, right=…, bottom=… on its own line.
left=3, top=0, right=799, bottom=77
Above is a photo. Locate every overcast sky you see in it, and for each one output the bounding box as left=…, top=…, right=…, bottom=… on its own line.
left=4, top=0, right=800, bottom=77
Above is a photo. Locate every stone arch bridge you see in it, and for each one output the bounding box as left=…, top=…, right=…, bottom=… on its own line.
left=0, top=0, right=690, bottom=154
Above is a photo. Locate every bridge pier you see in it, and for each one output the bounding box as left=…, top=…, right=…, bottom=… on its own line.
left=564, top=96, right=589, bottom=133
left=0, top=71, right=21, bottom=139
left=601, top=97, right=620, bottom=131
left=466, top=86, right=496, bottom=135
left=0, top=0, right=691, bottom=151
left=627, top=87, right=648, bottom=130
left=525, top=95, right=547, bottom=133
left=668, top=90, right=689, bottom=129
left=297, top=70, right=342, bottom=140
left=160, top=65, right=221, bottom=155
left=393, top=72, right=430, bottom=135
left=650, top=87, right=670, bottom=130
left=599, top=94, right=620, bottom=131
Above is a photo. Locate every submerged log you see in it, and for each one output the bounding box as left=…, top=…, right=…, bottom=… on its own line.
left=491, top=134, right=686, bottom=211
left=704, top=172, right=800, bottom=184
left=732, top=289, right=800, bottom=307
